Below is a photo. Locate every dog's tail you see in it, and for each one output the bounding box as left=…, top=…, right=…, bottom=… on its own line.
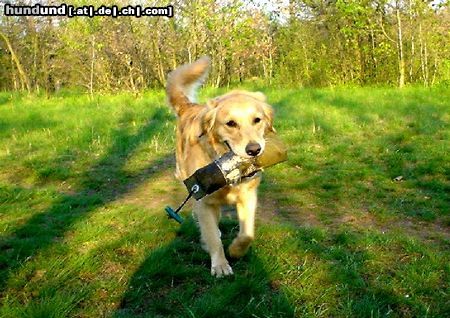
left=166, top=56, right=210, bottom=116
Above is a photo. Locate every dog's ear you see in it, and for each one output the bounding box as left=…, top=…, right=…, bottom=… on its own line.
left=187, top=106, right=217, bottom=144
left=262, top=103, right=276, bottom=133
left=202, top=106, right=217, bottom=134
left=185, top=119, right=201, bottom=145
left=206, top=97, right=220, bottom=108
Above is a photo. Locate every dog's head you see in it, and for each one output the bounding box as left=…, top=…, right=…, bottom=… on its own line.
left=202, top=90, right=275, bottom=159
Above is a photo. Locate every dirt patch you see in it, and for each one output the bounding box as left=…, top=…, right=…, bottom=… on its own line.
left=258, top=195, right=322, bottom=227
left=260, top=193, right=450, bottom=247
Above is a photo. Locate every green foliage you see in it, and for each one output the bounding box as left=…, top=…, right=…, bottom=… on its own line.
left=1, top=1, right=449, bottom=92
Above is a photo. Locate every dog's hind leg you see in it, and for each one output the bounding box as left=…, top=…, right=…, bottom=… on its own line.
left=229, top=186, right=257, bottom=259
left=194, top=201, right=233, bottom=277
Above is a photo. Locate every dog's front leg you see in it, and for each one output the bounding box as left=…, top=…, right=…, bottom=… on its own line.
left=194, top=201, right=233, bottom=277
left=229, top=187, right=257, bottom=258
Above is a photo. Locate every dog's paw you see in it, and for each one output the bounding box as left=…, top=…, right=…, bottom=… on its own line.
left=228, top=235, right=253, bottom=259
left=211, top=262, right=233, bottom=277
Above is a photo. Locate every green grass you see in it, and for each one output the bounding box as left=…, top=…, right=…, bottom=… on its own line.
left=0, top=87, right=448, bottom=317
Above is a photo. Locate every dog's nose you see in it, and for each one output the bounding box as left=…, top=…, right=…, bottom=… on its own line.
left=245, top=143, right=261, bottom=157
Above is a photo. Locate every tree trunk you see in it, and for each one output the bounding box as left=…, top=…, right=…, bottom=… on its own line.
left=0, top=31, right=31, bottom=92
left=268, top=50, right=273, bottom=84
left=152, top=36, right=166, bottom=86
left=424, top=40, right=429, bottom=86
left=11, top=56, right=18, bottom=90
left=431, top=55, right=437, bottom=86
left=89, top=35, right=96, bottom=97
left=215, top=56, right=222, bottom=88
left=370, top=27, right=377, bottom=80
left=418, top=21, right=428, bottom=86
left=408, top=0, right=415, bottom=83
left=396, top=7, right=405, bottom=88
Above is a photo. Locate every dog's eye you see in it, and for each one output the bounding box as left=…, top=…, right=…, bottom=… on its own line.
left=226, top=120, right=237, bottom=128
left=253, top=117, right=261, bottom=124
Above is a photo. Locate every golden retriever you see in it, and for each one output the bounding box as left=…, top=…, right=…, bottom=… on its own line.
left=166, top=57, right=275, bottom=277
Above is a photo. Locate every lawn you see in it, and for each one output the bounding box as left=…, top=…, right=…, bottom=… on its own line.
left=0, top=86, right=448, bottom=317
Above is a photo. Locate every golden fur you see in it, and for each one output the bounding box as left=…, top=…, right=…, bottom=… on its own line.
left=166, top=57, right=275, bottom=277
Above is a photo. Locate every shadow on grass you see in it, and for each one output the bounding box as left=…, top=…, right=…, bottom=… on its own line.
left=272, top=89, right=449, bottom=224
left=0, top=111, right=58, bottom=142
left=293, top=226, right=447, bottom=317
left=115, top=217, right=295, bottom=318
left=0, top=108, right=174, bottom=292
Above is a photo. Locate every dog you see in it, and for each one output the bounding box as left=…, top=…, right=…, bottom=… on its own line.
left=166, top=57, right=275, bottom=277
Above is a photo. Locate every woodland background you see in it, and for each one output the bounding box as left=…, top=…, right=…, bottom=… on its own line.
left=0, top=0, right=449, bottom=94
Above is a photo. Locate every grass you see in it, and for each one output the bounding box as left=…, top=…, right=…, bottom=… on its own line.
left=0, top=86, right=448, bottom=317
